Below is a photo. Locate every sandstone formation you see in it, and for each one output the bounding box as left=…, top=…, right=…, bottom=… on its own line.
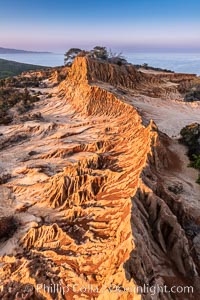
left=0, top=57, right=199, bottom=299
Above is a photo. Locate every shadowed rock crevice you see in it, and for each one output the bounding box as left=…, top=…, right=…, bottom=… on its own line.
left=125, top=129, right=200, bottom=299
left=0, top=216, right=18, bottom=241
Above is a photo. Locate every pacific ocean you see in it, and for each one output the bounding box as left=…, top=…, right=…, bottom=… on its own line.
left=0, top=52, right=200, bottom=75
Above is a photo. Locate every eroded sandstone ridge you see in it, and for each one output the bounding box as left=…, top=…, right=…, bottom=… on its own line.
left=0, top=57, right=200, bottom=299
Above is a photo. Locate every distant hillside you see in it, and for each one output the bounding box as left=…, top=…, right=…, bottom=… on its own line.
left=0, top=47, right=50, bottom=54
left=0, top=58, right=47, bottom=79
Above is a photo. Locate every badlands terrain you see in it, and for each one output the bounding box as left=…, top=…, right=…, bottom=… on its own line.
left=0, top=56, right=200, bottom=299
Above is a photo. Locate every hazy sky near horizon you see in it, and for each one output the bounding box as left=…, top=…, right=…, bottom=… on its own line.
left=0, top=0, right=200, bottom=52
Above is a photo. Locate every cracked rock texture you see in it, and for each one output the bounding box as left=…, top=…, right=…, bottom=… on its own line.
left=0, top=57, right=199, bottom=299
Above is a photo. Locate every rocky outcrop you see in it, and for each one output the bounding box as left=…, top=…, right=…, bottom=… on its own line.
left=68, top=57, right=196, bottom=99
left=126, top=131, right=200, bottom=299
left=0, top=57, right=199, bottom=300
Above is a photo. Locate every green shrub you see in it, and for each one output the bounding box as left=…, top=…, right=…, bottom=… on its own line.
left=189, top=154, right=200, bottom=185
left=189, top=154, right=200, bottom=169
left=196, top=176, right=200, bottom=184
left=0, top=87, right=40, bottom=124
left=0, top=58, right=46, bottom=79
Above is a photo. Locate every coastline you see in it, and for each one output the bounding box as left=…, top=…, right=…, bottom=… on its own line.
left=0, top=52, right=200, bottom=74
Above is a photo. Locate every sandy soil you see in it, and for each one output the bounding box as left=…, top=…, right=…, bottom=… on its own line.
left=128, top=95, right=200, bottom=137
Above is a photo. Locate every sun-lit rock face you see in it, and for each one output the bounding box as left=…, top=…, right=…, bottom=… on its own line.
left=0, top=57, right=199, bottom=299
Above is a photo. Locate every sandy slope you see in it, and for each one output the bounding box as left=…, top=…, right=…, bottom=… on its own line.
left=129, top=95, right=200, bottom=137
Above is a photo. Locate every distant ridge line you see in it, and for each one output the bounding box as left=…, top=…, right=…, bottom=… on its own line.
left=0, top=47, right=51, bottom=54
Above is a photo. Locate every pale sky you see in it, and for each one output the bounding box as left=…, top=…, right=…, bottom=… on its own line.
left=0, top=0, right=200, bottom=52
